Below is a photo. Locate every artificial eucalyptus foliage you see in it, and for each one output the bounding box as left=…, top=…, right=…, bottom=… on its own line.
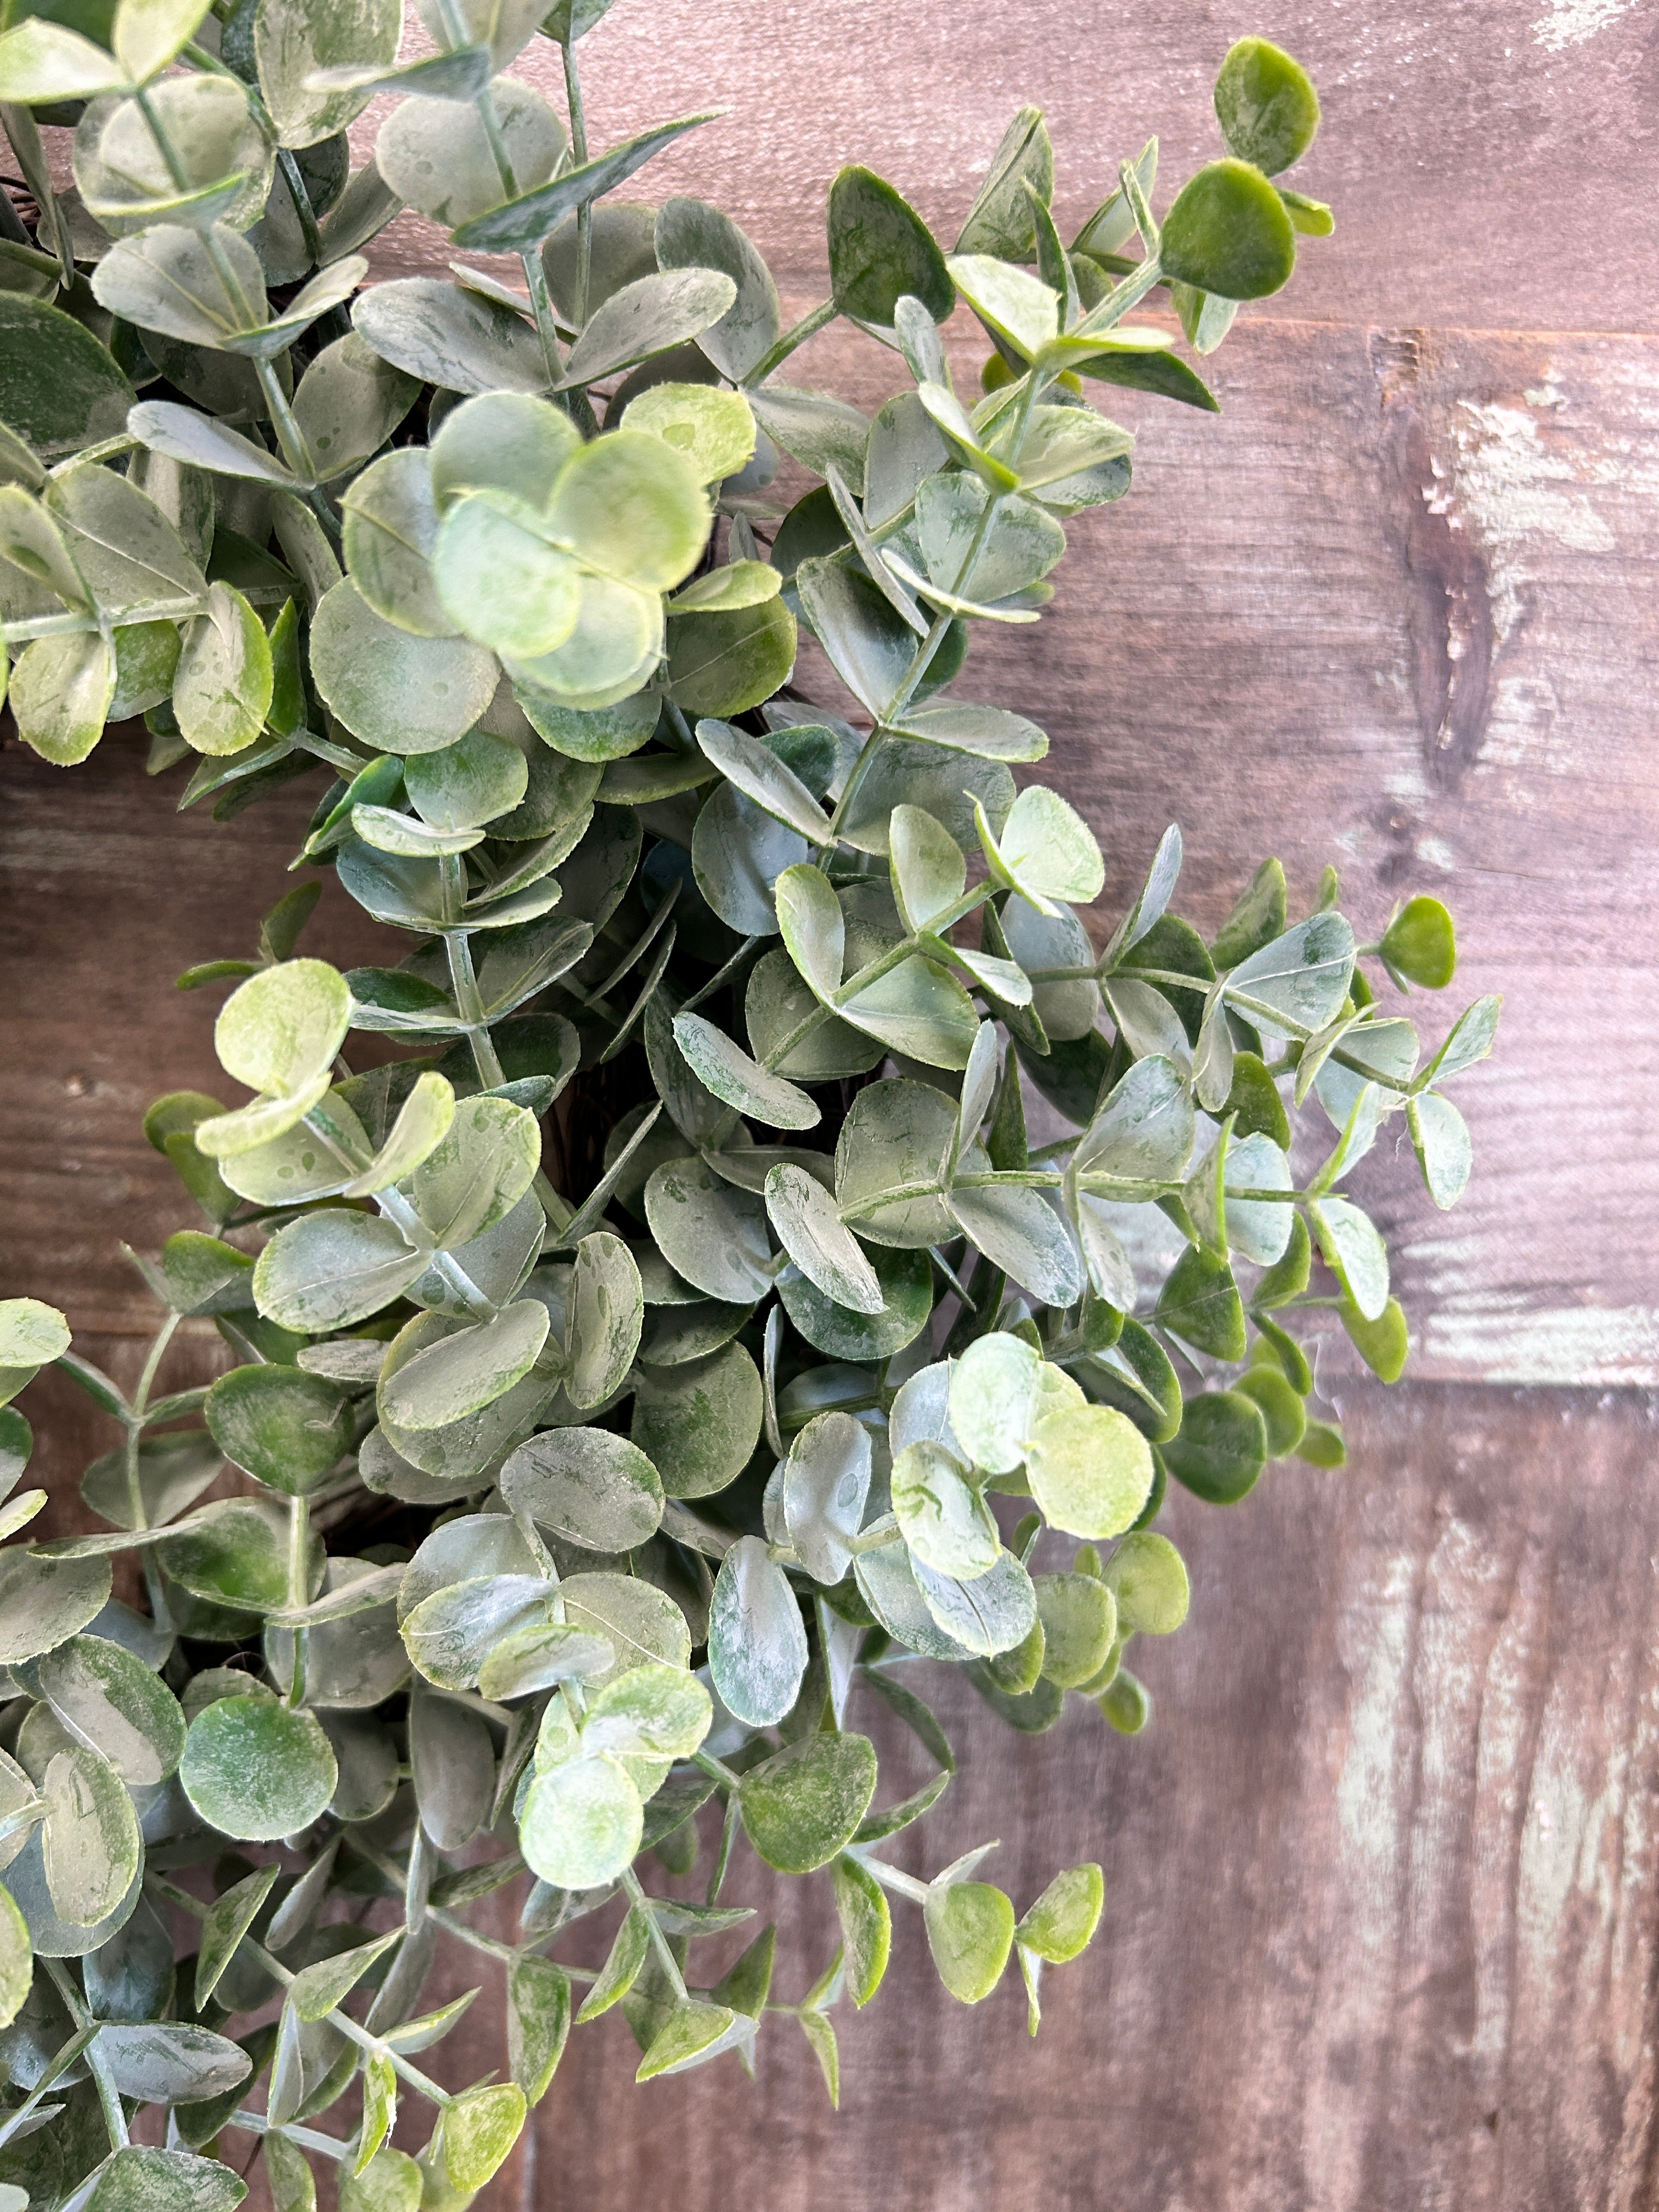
left=0, top=2, right=1500, bottom=2202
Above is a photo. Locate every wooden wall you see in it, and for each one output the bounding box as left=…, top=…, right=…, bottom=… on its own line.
left=4, top=2, right=1658, bottom=2203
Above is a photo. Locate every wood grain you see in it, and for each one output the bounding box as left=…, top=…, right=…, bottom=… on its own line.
left=359, top=0, right=1659, bottom=332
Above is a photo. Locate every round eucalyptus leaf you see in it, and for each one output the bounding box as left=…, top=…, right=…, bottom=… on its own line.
left=499, top=1427, right=663, bottom=1554
left=891, top=1441, right=999, bottom=1581
left=37, top=1635, right=187, bottom=1786
left=353, top=276, right=552, bottom=397
left=180, top=1696, right=338, bottom=1842
left=778, top=1240, right=932, bottom=1363
left=515, top=683, right=657, bottom=764
left=4, top=1820, right=142, bottom=1959
left=340, top=2151, right=422, bottom=2212
left=503, top=569, right=661, bottom=710
left=156, top=1499, right=299, bottom=1613
left=265, top=1560, right=409, bottom=1712
left=558, top=266, right=736, bottom=389
left=205, top=1365, right=353, bottom=1496
left=254, top=0, right=402, bottom=148
left=975, top=785, right=1104, bottom=914
left=1159, top=157, right=1297, bottom=301
left=1015, top=1862, right=1105, bottom=1963
left=76, top=81, right=273, bottom=236
left=580, top=1661, right=711, bottom=1763
left=9, top=631, right=114, bottom=767
left=410, top=1686, right=494, bottom=1851
left=655, top=195, right=780, bottom=382
left=781, top=1409, right=872, bottom=1586
left=827, top=165, right=953, bottom=325
left=253, top=1211, right=427, bottom=1334
left=1100, top=1530, right=1189, bottom=1635
left=923, top=1880, right=1013, bottom=2004
left=477, top=1621, right=614, bottom=1701
left=1160, top=1389, right=1269, bottom=1505
left=431, top=490, right=585, bottom=661
left=404, top=727, right=529, bottom=832
left=214, top=958, right=351, bottom=1102
left=519, top=1754, right=641, bottom=1891
left=675, top=1014, right=817, bottom=1130
left=311, top=579, right=499, bottom=755
left=545, top=430, right=709, bottom=596
left=563, top=1233, right=644, bottom=1409
left=292, top=332, right=421, bottom=485
left=41, top=1745, right=140, bottom=1929
left=340, top=448, right=452, bottom=637
left=377, top=1300, right=550, bottom=1432
left=440, top=2083, right=527, bottom=2193
left=833, top=1077, right=957, bottom=1248
left=948, top=1182, right=1085, bottom=1308
left=665, top=593, right=797, bottom=720
left=629, top=1341, right=763, bottom=1500
left=560, top=1570, right=691, bottom=1686
left=409, top=1094, right=543, bottom=1248
left=765, top=1165, right=882, bottom=1313
left=746, top=949, right=884, bottom=1081
left=375, top=77, right=565, bottom=228
left=430, top=391, right=583, bottom=514
left=95, top=2023, right=252, bottom=2105
left=691, top=781, right=808, bottom=937
left=1213, top=37, right=1321, bottom=176
left=0, top=295, right=134, bottom=461
left=708, top=1535, right=807, bottom=1727
left=0, top=1551, right=113, bottom=1666
left=543, top=195, right=657, bottom=316
left=621, top=382, right=755, bottom=485
left=1025, top=1403, right=1153, bottom=1538
left=911, top=1548, right=1035, bottom=1657
left=737, top=1733, right=877, bottom=1875
left=644, top=1158, right=774, bottom=1304
left=946, top=1331, right=1044, bottom=1475
left=401, top=1575, right=556, bottom=1692
left=1032, top=1572, right=1116, bottom=1688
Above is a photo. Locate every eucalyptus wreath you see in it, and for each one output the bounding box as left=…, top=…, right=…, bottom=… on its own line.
left=0, top=3, right=1499, bottom=2205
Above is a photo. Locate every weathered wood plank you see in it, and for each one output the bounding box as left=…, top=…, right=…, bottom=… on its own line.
left=366, top=0, right=1659, bottom=333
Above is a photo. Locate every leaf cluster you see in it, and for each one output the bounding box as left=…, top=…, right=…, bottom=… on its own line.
left=0, top=5, right=1497, bottom=2203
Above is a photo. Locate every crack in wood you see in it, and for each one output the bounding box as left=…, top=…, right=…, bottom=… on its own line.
left=1371, top=330, right=1498, bottom=793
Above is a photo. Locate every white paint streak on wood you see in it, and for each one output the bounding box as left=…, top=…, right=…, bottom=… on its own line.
left=1533, top=0, right=1643, bottom=49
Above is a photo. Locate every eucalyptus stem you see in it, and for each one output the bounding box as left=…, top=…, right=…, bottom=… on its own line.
left=742, top=298, right=837, bottom=386
left=443, top=923, right=507, bottom=1090
left=41, top=1960, right=126, bottom=2149
left=560, top=39, right=592, bottom=331
left=125, top=1310, right=179, bottom=1630
left=285, top=1491, right=310, bottom=1706
left=622, top=1866, right=689, bottom=2002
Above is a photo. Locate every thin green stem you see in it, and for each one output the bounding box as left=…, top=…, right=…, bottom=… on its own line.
left=742, top=299, right=837, bottom=387
left=285, top=1492, right=310, bottom=1706
left=621, top=1867, right=689, bottom=2003
left=224, top=2112, right=350, bottom=2160
left=42, top=1961, right=126, bottom=2149
left=443, top=917, right=507, bottom=1089
left=845, top=1849, right=930, bottom=1905
left=0, top=2027, right=99, bottom=2151
left=560, top=40, right=591, bottom=331
left=276, top=148, right=324, bottom=266
left=253, top=358, right=316, bottom=484
left=126, top=1311, right=179, bottom=1630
